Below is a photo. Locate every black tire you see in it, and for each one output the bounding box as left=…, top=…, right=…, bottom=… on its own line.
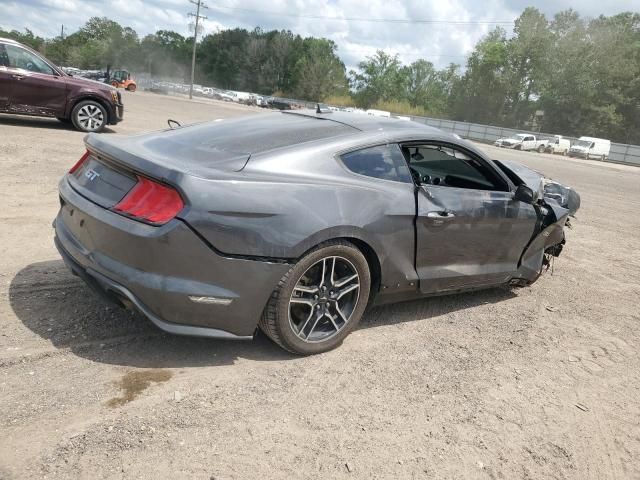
left=259, top=240, right=371, bottom=355
left=537, top=145, right=545, bottom=153
left=71, top=100, right=107, bottom=133
left=127, top=84, right=137, bottom=92
left=515, top=145, right=522, bottom=151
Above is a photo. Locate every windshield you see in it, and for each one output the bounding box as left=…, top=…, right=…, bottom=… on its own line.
left=575, top=140, right=593, bottom=148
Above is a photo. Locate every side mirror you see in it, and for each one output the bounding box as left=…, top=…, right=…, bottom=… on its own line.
left=514, top=184, right=535, bottom=204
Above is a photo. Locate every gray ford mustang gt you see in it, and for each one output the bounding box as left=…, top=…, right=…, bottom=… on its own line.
left=54, top=110, right=580, bottom=354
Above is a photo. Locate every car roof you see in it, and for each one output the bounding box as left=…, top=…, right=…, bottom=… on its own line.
left=0, top=37, right=21, bottom=45
left=284, top=110, right=439, bottom=134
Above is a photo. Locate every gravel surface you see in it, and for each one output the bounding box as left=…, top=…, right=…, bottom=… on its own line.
left=1, top=91, right=639, bottom=479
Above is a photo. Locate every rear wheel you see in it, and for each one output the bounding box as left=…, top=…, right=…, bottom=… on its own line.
left=111, top=81, right=119, bottom=88
left=537, top=145, right=545, bottom=153
left=259, top=241, right=371, bottom=355
left=127, top=84, right=136, bottom=92
left=515, top=145, right=522, bottom=151
left=71, top=100, right=107, bottom=133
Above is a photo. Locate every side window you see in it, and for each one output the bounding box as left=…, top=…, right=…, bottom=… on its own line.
left=525, top=136, right=534, bottom=141
left=341, top=144, right=412, bottom=183
left=0, top=45, right=9, bottom=67
left=4, top=45, right=54, bottom=75
left=402, top=144, right=507, bottom=191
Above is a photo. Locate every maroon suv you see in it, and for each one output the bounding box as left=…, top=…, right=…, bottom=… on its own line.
left=0, top=37, right=123, bottom=132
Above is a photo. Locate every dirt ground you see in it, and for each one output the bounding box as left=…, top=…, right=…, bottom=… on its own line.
left=1, top=91, right=639, bottom=479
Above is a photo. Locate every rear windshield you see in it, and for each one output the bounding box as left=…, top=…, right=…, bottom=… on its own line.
left=151, top=113, right=358, bottom=158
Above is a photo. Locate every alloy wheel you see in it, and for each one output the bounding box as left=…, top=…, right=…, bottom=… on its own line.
left=288, top=256, right=360, bottom=343
left=77, top=104, right=104, bottom=131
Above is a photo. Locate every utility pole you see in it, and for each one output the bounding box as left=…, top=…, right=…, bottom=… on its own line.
left=60, top=24, right=64, bottom=40
left=188, top=0, right=207, bottom=99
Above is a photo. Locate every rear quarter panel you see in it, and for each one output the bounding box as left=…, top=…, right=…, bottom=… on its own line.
left=179, top=138, right=419, bottom=289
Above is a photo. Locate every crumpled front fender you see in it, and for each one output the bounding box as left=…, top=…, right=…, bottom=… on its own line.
left=515, top=208, right=568, bottom=282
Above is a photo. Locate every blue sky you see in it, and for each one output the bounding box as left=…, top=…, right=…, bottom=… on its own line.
left=2, top=0, right=638, bottom=69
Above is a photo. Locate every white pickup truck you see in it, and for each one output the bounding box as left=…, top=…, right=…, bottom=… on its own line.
left=494, top=134, right=549, bottom=152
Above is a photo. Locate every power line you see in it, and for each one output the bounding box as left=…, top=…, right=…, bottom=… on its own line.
left=188, top=0, right=208, bottom=99
left=211, top=4, right=515, bottom=25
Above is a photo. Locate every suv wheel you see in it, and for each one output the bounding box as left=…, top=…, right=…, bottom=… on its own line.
left=259, top=241, right=371, bottom=355
left=71, top=100, right=107, bottom=133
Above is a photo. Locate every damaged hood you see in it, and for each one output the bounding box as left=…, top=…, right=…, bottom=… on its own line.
left=498, top=160, right=581, bottom=216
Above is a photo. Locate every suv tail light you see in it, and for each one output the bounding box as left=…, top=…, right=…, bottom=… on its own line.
left=112, top=176, right=184, bottom=225
left=69, top=150, right=90, bottom=173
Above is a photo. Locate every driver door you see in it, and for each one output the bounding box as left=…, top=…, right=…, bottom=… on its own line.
left=4, top=44, right=67, bottom=117
left=405, top=142, right=538, bottom=293
left=523, top=136, right=535, bottom=150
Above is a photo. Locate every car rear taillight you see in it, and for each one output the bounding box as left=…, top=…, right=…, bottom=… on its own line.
left=112, top=176, right=184, bottom=225
left=69, top=150, right=90, bottom=173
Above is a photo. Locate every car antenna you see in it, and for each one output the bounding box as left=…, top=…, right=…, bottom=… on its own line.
left=167, top=119, right=182, bottom=129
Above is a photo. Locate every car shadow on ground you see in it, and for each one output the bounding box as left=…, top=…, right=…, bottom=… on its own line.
left=0, top=115, right=116, bottom=133
left=9, top=260, right=517, bottom=368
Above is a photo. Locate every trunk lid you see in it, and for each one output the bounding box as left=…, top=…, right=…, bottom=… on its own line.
left=68, top=153, right=137, bottom=208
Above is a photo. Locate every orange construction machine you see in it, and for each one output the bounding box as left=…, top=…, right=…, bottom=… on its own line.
left=109, top=70, right=137, bottom=91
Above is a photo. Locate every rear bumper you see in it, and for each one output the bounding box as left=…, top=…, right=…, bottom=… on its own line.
left=54, top=176, right=290, bottom=338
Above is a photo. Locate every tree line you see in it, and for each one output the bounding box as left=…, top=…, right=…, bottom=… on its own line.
left=2, top=8, right=639, bottom=143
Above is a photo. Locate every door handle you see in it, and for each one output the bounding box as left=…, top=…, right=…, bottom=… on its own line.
left=426, top=211, right=455, bottom=220
left=11, top=74, right=24, bottom=80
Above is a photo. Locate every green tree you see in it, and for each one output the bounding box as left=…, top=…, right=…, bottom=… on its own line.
left=451, top=28, right=510, bottom=123
left=350, top=50, right=405, bottom=108
left=292, top=38, right=348, bottom=101
left=504, top=7, right=552, bottom=127
left=0, top=28, right=45, bottom=50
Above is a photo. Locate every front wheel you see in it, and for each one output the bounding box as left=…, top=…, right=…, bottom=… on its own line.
left=71, top=100, right=107, bottom=133
left=537, top=145, right=545, bottom=153
left=127, top=84, right=136, bottom=92
left=259, top=241, right=371, bottom=355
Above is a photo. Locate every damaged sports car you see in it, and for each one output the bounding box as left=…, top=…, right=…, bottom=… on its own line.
left=54, top=110, right=579, bottom=354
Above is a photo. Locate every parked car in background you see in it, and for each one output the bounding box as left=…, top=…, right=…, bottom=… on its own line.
left=494, top=134, right=549, bottom=152
left=544, top=135, right=571, bottom=155
left=234, top=91, right=252, bottom=103
left=267, top=98, right=292, bottom=110
left=218, top=92, right=235, bottom=102
left=568, top=136, right=611, bottom=160
left=54, top=111, right=579, bottom=355
left=0, top=37, right=123, bottom=132
left=366, top=109, right=392, bottom=118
